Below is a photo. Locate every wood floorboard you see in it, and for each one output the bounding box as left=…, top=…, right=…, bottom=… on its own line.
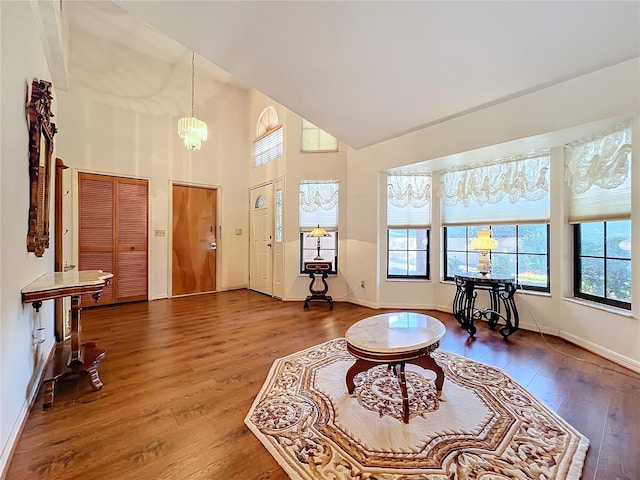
left=4, top=289, right=639, bottom=480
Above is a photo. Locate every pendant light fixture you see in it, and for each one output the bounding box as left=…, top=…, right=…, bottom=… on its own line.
left=178, top=51, right=208, bottom=150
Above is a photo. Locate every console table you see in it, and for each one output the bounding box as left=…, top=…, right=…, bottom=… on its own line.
left=452, top=273, right=519, bottom=339
left=22, top=270, right=113, bottom=408
left=303, top=261, right=334, bottom=309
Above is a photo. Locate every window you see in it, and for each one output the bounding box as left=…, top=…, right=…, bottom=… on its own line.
left=254, top=107, right=283, bottom=167
left=301, top=119, right=338, bottom=152
left=444, top=224, right=550, bottom=291
left=574, top=221, right=631, bottom=309
left=275, top=188, right=283, bottom=242
left=299, top=181, right=338, bottom=273
left=565, top=120, right=632, bottom=309
left=387, top=174, right=431, bottom=278
left=440, top=151, right=551, bottom=291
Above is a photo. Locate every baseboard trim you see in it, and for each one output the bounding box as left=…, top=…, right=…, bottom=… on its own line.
left=559, top=330, right=640, bottom=374
left=0, top=337, right=55, bottom=480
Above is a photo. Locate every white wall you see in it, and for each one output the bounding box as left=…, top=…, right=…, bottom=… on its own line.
left=0, top=1, right=58, bottom=473
left=346, top=59, right=640, bottom=370
left=55, top=79, right=249, bottom=298
left=246, top=90, right=352, bottom=302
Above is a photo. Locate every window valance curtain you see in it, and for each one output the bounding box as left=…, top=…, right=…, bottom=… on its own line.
left=387, top=173, right=431, bottom=226
left=299, top=180, right=339, bottom=228
left=387, top=174, right=431, bottom=208
left=440, top=152, right=550, bottom=225
left=564, top=119, right=632, bottom=223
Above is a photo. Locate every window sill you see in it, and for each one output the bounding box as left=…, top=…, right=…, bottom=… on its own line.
left=563, top=296, right=633, bottom=318
left=386, top=278, right=432, bottom=283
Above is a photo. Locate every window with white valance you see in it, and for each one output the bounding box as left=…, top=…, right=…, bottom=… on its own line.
left=565, top=119, right=632, bottom=310
left=387, top=173, right=431, bottom=278
left=440, top=152, right=550, bottom=225
left=564, top=119, right=632, bottom=223
left=441, top=153, right=550, bottom=290
left=299, top=181, right=339, bottom=273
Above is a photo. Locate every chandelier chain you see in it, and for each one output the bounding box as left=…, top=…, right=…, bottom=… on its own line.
left=191, top=51, right=195, bottom=117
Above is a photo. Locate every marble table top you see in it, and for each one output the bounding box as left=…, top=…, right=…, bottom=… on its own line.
left=345, top=312, right=446, bottom=353
left=22, top=270, right=113, bottom=295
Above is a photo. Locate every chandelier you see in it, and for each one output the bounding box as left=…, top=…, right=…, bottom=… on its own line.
left=178, top=51, right=208, bottom=150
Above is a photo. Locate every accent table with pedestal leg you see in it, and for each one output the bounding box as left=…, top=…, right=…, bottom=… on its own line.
left=303, top=261, right=334, bottom=309
left=21, top=270, right=113, bottom=409
left=345, top=312, right=446, bottom=423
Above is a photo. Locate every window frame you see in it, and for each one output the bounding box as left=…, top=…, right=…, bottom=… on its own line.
left=300, top=119, right=339, bottom=153
left=443, top=224, right=550, bottom=292
left=299, top=230, right=338, bottom=274
left=253, top=126, right=283, bottom=167
left=573, top=221, right=631, bottom=310
left=387, top=228, right=430, bottom=279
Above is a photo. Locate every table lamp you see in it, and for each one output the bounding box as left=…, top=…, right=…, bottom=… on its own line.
left=307, top=225, right=330, bottom=260
left=470, top=229, right=498, bottom=275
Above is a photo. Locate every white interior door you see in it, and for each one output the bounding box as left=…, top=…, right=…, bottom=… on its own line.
left=250, top=184, right=273, bottom=296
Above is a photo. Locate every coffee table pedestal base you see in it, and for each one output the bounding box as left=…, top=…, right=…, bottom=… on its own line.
left=345, top=342, right=443, bottom=424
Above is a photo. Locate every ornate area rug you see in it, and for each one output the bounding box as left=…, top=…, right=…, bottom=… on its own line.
left=245, top=338, right=589, bottom=480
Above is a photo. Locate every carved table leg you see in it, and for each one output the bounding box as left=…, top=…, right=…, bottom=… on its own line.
left=409, top=354, right=445, bottom=396
left=393, top=362, right=410, bottom=424
left=42, top=379, right=57, bottom=409
left=345, top=358, right=379, bottom=394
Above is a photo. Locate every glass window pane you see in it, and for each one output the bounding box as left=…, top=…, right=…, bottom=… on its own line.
left=579, top=222, right=604, bottom=256
left=389, top=251, right=408, bottom=275
left=518, top=254, right=548, bottom=287
left=446, top=226, right=467, bottom=251
left=491, top=252, right=516, bottom=277
left=492, top=225, right=516, bottom=253
left=579, top=257, right=605, bottom=297
left=409, top=251, right=427, bottom=276
left=468, top=251, right=482, bottom=274
left=411, top=229, right=428, bottom=249
left=606, top=259, right=631, bottom=303
left=446, top=252, right=467, bottom=276
left=518, top=224, right=547, bottom=254
left=389, top=229, right=408, bottom=250
left=607, top=220, right=631, bottom=260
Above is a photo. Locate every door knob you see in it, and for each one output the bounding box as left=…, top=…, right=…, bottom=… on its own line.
left=267, top=243, right=272, bottom=247
left=210, top=242, right=217, bottom=250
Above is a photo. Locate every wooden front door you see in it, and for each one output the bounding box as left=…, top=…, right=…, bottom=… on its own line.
left=171, top=184, right=217, bottom=296
left=78, top=173, right=148, bottom=306
left=249, top=184, right=273, bottom=296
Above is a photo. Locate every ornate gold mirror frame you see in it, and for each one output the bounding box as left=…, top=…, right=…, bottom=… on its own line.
left=27, top=79, right=57, bottom=256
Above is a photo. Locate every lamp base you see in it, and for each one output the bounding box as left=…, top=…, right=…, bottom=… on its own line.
left=313, top=255, right=324, bottom=261
left=476, top=253, right=491, bottom=275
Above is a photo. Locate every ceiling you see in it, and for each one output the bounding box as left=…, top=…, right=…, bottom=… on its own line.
left=66, top=1, right=640, bottom=150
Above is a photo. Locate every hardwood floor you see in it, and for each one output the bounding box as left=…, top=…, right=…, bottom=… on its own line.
left=5, top=290, right=639, bottom=480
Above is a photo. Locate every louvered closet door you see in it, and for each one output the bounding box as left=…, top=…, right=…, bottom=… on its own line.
left=79, top=173, right=115, bottom=306
left=78, top=173, right=148, bottom=306
left=116, top=180, right=148, bottom=302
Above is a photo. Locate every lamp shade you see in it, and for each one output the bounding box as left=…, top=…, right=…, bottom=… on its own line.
left=308, top=225, right=329, bottom=237
left=470, top=229, right=498, bottom=251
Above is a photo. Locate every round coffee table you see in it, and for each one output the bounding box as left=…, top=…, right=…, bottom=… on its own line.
left=345, top=312, right=446, bottom=423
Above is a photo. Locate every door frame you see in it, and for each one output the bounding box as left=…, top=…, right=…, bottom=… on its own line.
left=71, top=168, right=152, bottom=301
left=169, top=180, right=221, bottom=298
left=249, top=182, right=275, bottom=296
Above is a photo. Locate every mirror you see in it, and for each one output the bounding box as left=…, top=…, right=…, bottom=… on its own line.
left=27, top=80, right=57, bottom=256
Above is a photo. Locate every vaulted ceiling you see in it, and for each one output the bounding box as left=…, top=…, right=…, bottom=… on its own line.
left=67, top=1, right=640, bottom=150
